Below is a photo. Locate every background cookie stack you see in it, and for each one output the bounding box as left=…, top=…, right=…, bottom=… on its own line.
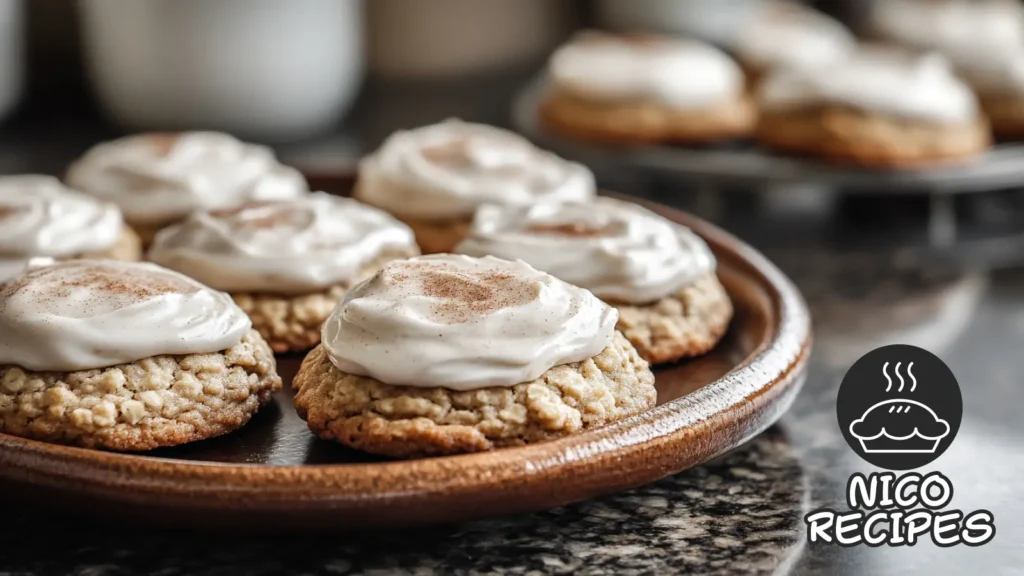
left=538, top=0, right=1024, bottom=169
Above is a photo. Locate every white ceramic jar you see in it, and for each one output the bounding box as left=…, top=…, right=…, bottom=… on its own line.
left=367, top=0, right=574, bottom=78
left=78, top=0, right=364, bottom=141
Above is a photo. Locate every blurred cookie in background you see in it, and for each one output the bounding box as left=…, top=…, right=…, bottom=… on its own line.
left=540, top=30, right=756, bottom=144
left=869, top=0, right=1024, bottom=139
left=355, top=119, right=596, bottom=254
left=755, top=46, right=991, bottom=167
left=729, top=0, right=857, bottom=88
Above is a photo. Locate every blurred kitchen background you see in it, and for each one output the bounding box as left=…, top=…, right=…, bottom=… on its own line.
left=6, top=0, right=1024, bottom=275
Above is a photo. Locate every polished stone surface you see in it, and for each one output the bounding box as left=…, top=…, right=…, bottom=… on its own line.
left=1, top=77, right=1022, bottom=575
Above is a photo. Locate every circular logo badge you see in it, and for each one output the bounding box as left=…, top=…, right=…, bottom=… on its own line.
left=837, top=344, right=962, bottom=470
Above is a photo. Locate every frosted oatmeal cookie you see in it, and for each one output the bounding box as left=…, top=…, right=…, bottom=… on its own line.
left=293, top=254, right=656, bottom=458
left=0, top=260, right=281, bottom=451
left=869, top=0, right=1023, bottom=56
left=871, top=0, right=1024, bottom=138
left=456, top=197, right=732, bottom=365
left=539, top=31, right=755, bottom=144
left=0, top=175, right=141, bottom=283
left=354, top=119, right=595, bottom=254
left=755, top=47, right=991, bottom=167
left=148, top=193, right=420, bottom=353
left=66, top=131, right=310, bottom=245
left=729, top=0, right=856, bottom=86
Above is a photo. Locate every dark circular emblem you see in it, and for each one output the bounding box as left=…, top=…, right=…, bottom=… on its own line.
left=837, top=344, right=962, bottom=470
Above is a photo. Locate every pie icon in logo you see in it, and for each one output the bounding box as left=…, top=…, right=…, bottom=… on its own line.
left=850, top=400, right=950, bottom=454
left=837, top=346, right=962, bottom=470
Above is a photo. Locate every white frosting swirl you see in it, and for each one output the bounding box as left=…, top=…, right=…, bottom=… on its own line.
left=548, top=30, right=744, bottom=107
left=0, top=175, right=124, bottom=257
left=321, top=254, right=618, bottom=390
left=758, top=47, right=979, bottom=123
left=0, top=257, right=55, bottom=284
left=357, top=120, right=595, bottom=221
left=148, top=193, right=420, bottom=294
left=734, top=1, right=856, bottom=72
left=456, top=198, right=716, bottom=304
left=0, top=260, right=252, bottom=371
left=66, top=131, right=309, bottom=224
left=957, top=51, right=1024, bottom=95
left=873, top=0, right=1024, bottom=95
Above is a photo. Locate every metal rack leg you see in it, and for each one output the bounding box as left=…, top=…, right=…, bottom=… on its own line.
left=928, top=193, right=957, bottom=247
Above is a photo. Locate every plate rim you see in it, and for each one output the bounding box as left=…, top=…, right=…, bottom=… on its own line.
left=0, top=193, right=812, bottom=523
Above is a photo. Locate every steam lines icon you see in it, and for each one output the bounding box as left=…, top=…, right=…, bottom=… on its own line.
left=882, top=361, right=916, bottom=392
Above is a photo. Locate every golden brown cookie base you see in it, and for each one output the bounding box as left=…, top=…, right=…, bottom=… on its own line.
left=0, top=330, right=282, bottom=451
left=234, top=286, right=346, bottom=354
left=539, top=91, right=757, bottom=145
left=402, top=216, right=471, bottom=255
left=353, top=183, right=468, bottom=255
left=979, top=93, right=1024, bottom=140
left=76, top=225, right=143, bottom=262
left=130, top=220, right=178, bottom=248
left=736, top=58, right=769, bottom=94
left=614, top=273, right=733, bottom=366
left=755, top=107, right=991, bottom=168
left=293, top=332, right=656, bottom=458
left=231, top=252, right=417, bottom=354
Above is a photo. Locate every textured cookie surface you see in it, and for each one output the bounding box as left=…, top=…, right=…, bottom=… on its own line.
left=231, top=252, right=416, bottom=353
left=0, top=330, right=281, bottom=451
left=756, top=107, right=991, bottom=167
left=539, top=91, right=756, bottom=144
left=293, top=332, right=656, bottom=458
left=614, top=273, right=733, bottom=366
left=234, top=287, right=346, bottom=354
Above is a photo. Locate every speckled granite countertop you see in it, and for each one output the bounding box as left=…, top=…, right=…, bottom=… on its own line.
left=1, top=78, right=1022, bottom=575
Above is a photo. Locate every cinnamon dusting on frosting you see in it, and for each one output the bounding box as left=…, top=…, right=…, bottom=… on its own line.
left=0, top=259, right=252, bottom=371
left=420, top=134, right=527, bottom=176
left=145, top=132, right=182, bottom=157
left=355, top=120, right=596, bottom=221
left=319, top=254, right=618, bottom=390
left=208, top=201, right=310, bottom=233
left=420, top=137, right=470, bottom=165
left=384, top=261, right=537, bottom=324
left=2, top=262, right=197, bottom=303
left=526, top=221, right=614, bottom=237
left=63, top=264, right=198, bottom=298
left=0, top=206, right=17, bottom=220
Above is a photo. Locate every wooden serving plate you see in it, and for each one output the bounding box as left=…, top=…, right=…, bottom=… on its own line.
left=0, top=175, right=811, bottom=531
